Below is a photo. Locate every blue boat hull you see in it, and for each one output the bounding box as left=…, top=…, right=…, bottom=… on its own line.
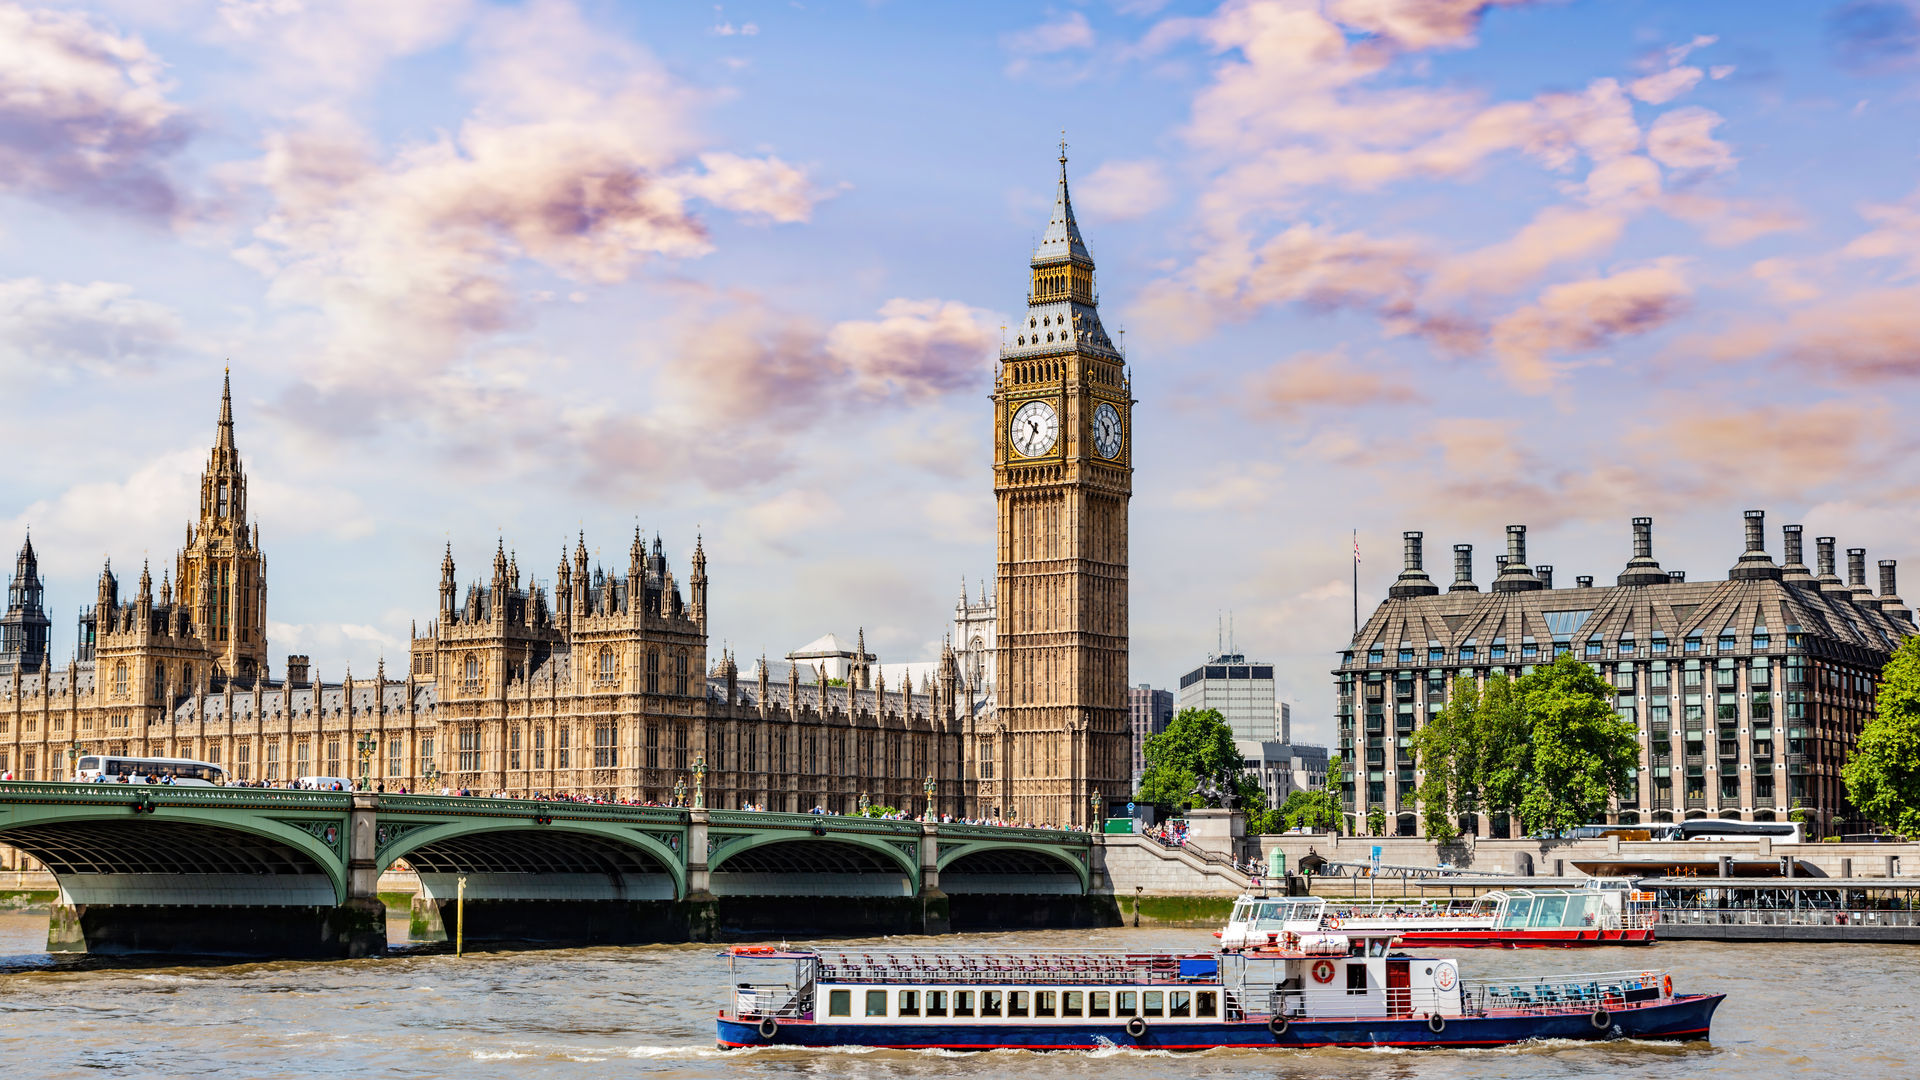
left=717, top=994, right=1723, bottom=1051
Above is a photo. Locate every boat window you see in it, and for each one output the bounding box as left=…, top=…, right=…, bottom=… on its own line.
left=1230, top=902, right=1249, bottom=922
left=1368, top=938, right=1388, bottom=957
left=897, top=989, right=919, bottom=1016
left=1143, top=991, right=1164, bottom=1018
left=982, top=990, right=1003, bottom=1017
left=1090, top=991, right=1111, bottom=1018
left=1347, top=964, right=1369, bottom=995
left=865, top=990, right=888, bottom=1017
left=1347, top=937, right=1365, bottom=956
left=1169, top=991, right=1192, bottom=1018
left=1036, top=991, right=1056, bottom=1017
left=1062, top=991, right=1083, bottom=1018
left=953, top=990, right=975, bottom=1017
left=1117, top=990, right=1137, bottom=1015
left=1197, top=991, right=1218, bottom=1017
left=1533, top=894, right=1568, bottom=928
left=1256, top=901, right=1287, bottom=922
left=828, top=990, right=851, bottom=1017
left=1009, top=991, right=1030, bottom=1017
left=1500, top=896, right=1534, bottom=929
left=926, top=990, right=948, bottom=1017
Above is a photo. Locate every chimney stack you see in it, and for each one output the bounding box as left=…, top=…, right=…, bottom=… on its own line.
left=1537, top=565, right=1555, bottom=590
left=1667, top=570, right=1686, bottom=583
left=1781, top=524, right=1812, bottom=582
left=1389, top=531, right=1440, bottom=598
left=1450, top=544, right=1478, bottom=592
left=1493, top=525, right=1544, bottom=593
left=1815, top=536, right=1846, bottom=593
left=1848, top=548, right=1881, bottom=610
left=1730, top=509, right=1782, bottom=581
left=1577, top=575, right=1594, bottom=588
left=1880, top=560, right=1913, bottom=624
left=1618, top=516, right=1668, bottom=586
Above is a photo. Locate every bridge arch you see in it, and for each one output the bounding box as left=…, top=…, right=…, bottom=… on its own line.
left=377, top=819, right=686, bottom=901
left=936, top=840, right=1089, bottom=894
left=709, top=831, right=919, bottom=897
left=0, top=803, right=350, bottom=905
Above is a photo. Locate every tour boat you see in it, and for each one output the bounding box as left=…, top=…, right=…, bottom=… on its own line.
left=1220, top=880, right=1657, bottom=950
left=713, top=937, right=1720, bottom=1051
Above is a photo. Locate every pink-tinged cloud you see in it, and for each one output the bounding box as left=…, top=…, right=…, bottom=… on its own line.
left=210, top=0, right=475, bottom=96
left=1635, top=400, right=1896, bottom=497
left=1843, top=191, right=1920, bottom=275
left=1628, top=65, right=1703, bottom=105
left=1647, top=106, right=1735, bottom=173
left=1076, top=159, right=1174, bottom=220
left=0, top=277, right=181, bottom=377
left=825, top=299, right=999, bottom=401
left=1326, top=0, right=1537, bottom=52
left=1431, top=204, right=1630, bottom=298
left=1489, top=259, right=1691, bottom=392
left=1245, top=348, right=1418, bottom=418
left=1662, top=192, right=1805, bottom=246
left=0, top=1, right=186, bottom=216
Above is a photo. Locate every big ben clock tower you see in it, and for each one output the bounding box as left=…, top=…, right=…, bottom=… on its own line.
left=987, top=144, right=1132, bottom=828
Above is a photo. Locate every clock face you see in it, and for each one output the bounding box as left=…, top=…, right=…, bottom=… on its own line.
left=1010, top=399, right=1059, bottom=457
left=1093, top=402, right=1122, bottom=459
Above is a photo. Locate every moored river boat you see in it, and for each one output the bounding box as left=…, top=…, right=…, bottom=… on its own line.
left=1220, top=879, right=1657, bottom=950
left=714, top=935, right=1720, bottom=1051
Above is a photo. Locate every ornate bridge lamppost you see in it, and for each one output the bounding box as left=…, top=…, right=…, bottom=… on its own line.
left=67, top=743, right=84, bottom=782
left=355, top=733, right=376, bottom=791
left=673, top=777, right=688, bottom=808
left=423, top=764, right=442, bottom=794
left=1090, top=792, right=1102, bottom=832
left=858, top=792, right=870, bottom=816
left=923, top=774, right=936, bottom=821
left=693, top=755, right=707, bottom=810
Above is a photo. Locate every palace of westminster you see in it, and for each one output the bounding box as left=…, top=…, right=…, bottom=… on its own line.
left=0, top=152, right=1135, bottom=829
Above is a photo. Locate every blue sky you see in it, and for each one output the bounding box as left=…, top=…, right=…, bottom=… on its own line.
left=6, top=1, right=1920, bottom=744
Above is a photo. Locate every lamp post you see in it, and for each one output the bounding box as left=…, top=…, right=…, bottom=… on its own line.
left=858, top=792, right=870, bottom=817
left=693, top=755, right=707, bottom=810
left=923, top=774, right=936, bottom=821
left=673, top=777, right=688, bottom=808
left=355, top=733, right=376, bottom=791
left=67, top=743, right=83, bottom=782
left=424, top=764, right=441, bottom=794
left=1090, top=792, right=1102, bottom=832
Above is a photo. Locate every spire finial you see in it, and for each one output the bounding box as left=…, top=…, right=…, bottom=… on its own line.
left=1059, top=130, right=1068, bottom=163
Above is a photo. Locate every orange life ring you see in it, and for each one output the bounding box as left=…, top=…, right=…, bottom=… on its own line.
left=1662, top=975, right=1673, bottom=998
left=1311, top=959, right=1338, bottom=984
left=1324, top=916, right=1342, bottom=930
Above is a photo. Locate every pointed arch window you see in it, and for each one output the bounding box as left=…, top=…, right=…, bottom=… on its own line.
left=647, top=650, right=660, bottom=694
left=114, top=661, right=128, bottom=696
left=217, top=481, right=230, bottom=519
left=598, top=646, right=616, bottom=679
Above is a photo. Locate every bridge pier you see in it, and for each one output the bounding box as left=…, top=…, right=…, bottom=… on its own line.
left=685, top=810, right=720, bottom=941
left=917, top=822, right=950, bottom=935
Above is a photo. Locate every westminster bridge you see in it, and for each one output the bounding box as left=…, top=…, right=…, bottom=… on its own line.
left=0, top=783, right=1107, bottom=958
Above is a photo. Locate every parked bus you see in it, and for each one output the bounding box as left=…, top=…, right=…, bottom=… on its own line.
left=1673, top=820, right=1802, bottom=844
left=74, top=755, right=227, bottom=786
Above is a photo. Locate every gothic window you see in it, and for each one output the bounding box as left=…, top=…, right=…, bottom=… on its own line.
left=594, top=723, right=616, bottom=768
left=533, top=726, right=546, bottom=770
left=463, top=653, right=479, bottom=686
left=217, top=482, right=229, bottom=518
left=114, top=662, right=128, bottom=696
left=182, top=663, right=192, bottom=690
left=647, top=650, right=660, bottom=693
left=645, top=721, right=659, bottom=769
left=153, top=664, right=166, bottom=699
left=509, top=726, right=522, bottom=770
left=419, top=736, right=435, bottom=777
left=388, top=737, right=402, bottom=777
left=458, top=727, right=480, bottom=772
left=237, top=742, right=251, bottom=781
left=674, top=653, right=689, bottom=696
left=295, top=737, right=311, bottom=775
left=557, top=725, right=570, bottom=770
left=598, top=646, right=616, bottom=679
left=325, top=738, right=341, bottom=777
left=674, top=723, right=689, bottom=770
left=266, top=739, right=280, bottom=781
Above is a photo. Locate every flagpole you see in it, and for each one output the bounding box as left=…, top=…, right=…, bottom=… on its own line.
left=1352, top=529, right=1359, bottom=638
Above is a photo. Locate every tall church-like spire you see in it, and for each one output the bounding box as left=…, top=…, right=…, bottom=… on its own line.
left=1033, top=135, right=1092, bottom=267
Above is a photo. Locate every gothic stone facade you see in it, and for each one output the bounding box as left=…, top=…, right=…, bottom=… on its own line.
left=1336, top=515, right=1915, bottom=838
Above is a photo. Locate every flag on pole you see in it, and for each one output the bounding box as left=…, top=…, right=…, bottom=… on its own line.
left=1353, top=531, right=1360, bottom=563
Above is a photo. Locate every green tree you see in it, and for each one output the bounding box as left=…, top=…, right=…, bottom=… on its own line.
left=1844, top=636, right=1920, bottom=838
left=1366, top=805, right=1385, bottom=836
left=1507, top=654, right=1641, bottom=835
left=1412, top=677, right=1486, bottom=844
left=1138, top=707, right=1265, bottom=816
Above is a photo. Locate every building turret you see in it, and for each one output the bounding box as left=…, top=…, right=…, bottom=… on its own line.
left=572, top=532, right=588, bottom=616
left=1780, top=524, right=1813, bottom=583
left=1849, top=548, right=1881, bottom=610
left=439, top=544, right=457, bottom=618
left=1617, top=516, right=1668, bottom=585
left=1815, top=536, right=1847, bottom=594
left=1880, top=561, right=1912, bottom=624
left=0, top=532, right=51, bottom=678
left=1449, top=544, right=1477, bottom=592
left=1729, top=509, right=1782, bottom=581
left=1491, top=525, right=1543, bottom=592
left=1387, top=532, right=1440, bottom=598
left=690, top=534, right=708, bottom=629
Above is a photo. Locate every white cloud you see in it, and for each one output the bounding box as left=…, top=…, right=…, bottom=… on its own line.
left=1076, top=159, right=1174, bottom=220
left=0, top=278, right=182, bottom=377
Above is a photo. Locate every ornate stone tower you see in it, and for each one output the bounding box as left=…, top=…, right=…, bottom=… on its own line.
left=179, top=373, right=269, bottom=680
left=988, top=144, right=1133, bottom=827
left=1, top=532, right=51, bottom=678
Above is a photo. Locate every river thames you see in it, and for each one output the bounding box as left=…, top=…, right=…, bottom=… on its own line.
left=0, top=913, right=1912, bottom=1078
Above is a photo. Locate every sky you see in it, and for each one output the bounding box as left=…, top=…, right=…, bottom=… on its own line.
left=5, top=0, right=1920, bottom=746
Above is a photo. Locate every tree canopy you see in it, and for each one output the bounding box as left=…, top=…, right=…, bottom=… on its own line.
left=1137, top=707, right=1265, bottom=816
left=1844, top=636, right=1920, bottom=839
left=1411, top=655, right=1639, bottom=837
left=1278, top=755, right=1342, bottom=833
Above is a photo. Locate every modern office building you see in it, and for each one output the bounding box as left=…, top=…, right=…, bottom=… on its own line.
left=1335, top=517, right=1914, bottom=838
left=1178, top=652, right=1286, bottom=741
left=1128, top=683, right=1173, bottom=790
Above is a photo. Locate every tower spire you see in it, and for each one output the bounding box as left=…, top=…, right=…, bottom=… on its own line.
left=217, top=366, right=235, bottom=452
left=1033, top=134, right=1091, bottom=267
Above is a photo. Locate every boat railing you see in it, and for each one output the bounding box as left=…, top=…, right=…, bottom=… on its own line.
left=731, top=982, right=813, bottom=1020
left=815, top=950, right=1214, bottom=986
left=1266, top=986, right=1460, bottom=1019
left=1658, top=907, right=1920, bottom=928
left=1320, top=900, right=1492, bottom=920
left=1467, top=969, right=1670, bottom=1015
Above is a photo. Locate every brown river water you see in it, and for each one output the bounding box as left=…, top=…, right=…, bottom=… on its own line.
left=0, top=913, right=1913, bottom=1079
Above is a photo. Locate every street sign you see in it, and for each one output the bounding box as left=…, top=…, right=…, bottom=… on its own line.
left=1127, top=801, right=1136, bottom=816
